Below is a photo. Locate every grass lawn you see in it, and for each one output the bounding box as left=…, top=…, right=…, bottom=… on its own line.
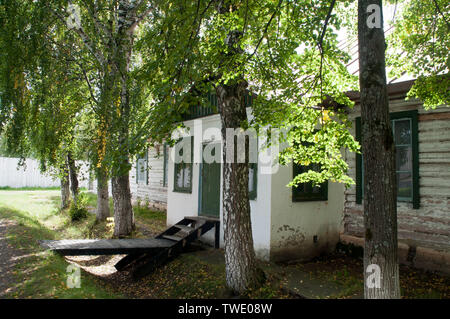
left=0, top=190, right=122, bottom=298
left=0, top=189, right=291, bottom=299
left=0, top=189, right=448, bottom=299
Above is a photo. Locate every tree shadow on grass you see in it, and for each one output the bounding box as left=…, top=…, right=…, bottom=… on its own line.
left=0, top=206, right=120, bottom=298
left=0, top=206, right=56, bottom=250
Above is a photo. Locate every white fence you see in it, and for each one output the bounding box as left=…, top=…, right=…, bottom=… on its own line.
left=0, top=157, right=89, bottom=189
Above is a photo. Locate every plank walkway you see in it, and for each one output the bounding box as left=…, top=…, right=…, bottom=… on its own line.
left=39, top=238, right=175, bottom=255
left=39, top=216, right=220, bottom=279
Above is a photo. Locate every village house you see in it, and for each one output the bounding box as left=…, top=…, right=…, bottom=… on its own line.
left=131, top=93, right=345, bottom=262
left=129, top=80, right=450, bottom=272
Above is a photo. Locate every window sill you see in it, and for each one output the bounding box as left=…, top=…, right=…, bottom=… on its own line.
left=173, top=189, right=192, bottom=194
left=292, top=198, right=328, bottom=202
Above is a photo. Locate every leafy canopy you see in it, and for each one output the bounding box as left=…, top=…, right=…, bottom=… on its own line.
left=138, top=0, right=360, bottom=187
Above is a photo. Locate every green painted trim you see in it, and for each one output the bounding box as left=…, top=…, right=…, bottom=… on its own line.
left=172, top=186, right=192, bottom=194
left=292, top=163, right=328, bottom=202
left=198, top=161, right=203, bottom=215
left=390, top=110, right=419, bottom=208
left=199, top=142, right=221, bottom=217
left=173, top=136, right=193, bottom=193
left=182, top=91, right=253, bottom=121
left=355, top=110, right=419, bottom=208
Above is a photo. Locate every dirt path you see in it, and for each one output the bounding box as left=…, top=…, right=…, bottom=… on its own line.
left=0, top=219, right=26, bottom=298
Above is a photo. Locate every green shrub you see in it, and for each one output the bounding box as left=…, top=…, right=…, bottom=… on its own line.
left=68, top=193, right=89, bottom=221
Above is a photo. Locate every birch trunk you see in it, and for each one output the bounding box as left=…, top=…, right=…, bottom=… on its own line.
left=60, top=160, right=70, bottom=209
left=67, top=152, right=79, bottom=206
left=109, top=0, right=136, bottom=237
left=96, top=167, right=110, bottom=221
left=358, top=0, right=401, bottom=299
left=112, top=172, right=134, bottom=237
left=216, top=81, right=265, bottom=295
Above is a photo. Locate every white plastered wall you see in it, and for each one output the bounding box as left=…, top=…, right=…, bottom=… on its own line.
left=269, top=161, right=345, bottom=262
left=166, top=113, right=272, bottom=260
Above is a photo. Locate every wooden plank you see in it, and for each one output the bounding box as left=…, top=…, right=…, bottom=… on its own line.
left=161, top=235, right=183, bottom=241
left=174, top=225, right=194, bottom=232
left=186, top=216, right=219, bottom=222
left=39, top=238, right=175, bottom=256
left=419, top=112, right=450, bottom=121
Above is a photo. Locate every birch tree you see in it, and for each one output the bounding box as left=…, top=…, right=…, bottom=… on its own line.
left=0, top=0, right=157, bottom=234
left=0, top=0, right=87, bottom=207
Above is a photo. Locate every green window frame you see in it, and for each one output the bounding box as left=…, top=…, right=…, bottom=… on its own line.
left=292, top=163, right=328, bottom=202
left=355, top=110, right=419, bottom=208
left=136, top=149, right=148, bottom=185
left=163, top=143, right=169, bottom=187
left=173, top=136, right=193, bottom=193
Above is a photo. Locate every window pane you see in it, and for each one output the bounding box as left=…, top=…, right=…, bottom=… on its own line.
left=310, top=163, right=321, bottom=194
left=394, top=119, right=411, bottom=145
left=292, top=163, right=327, bottom=201
left=396, top=146, right=412, bottom=172
left=311, top=185, right=321, bottom=194
left=138, top=159, right=146, bottom=182
left=249, top=167, right=254, bottom=192
left=183, top=164, right=191, bottom=188
left=176, top=165, right=184, bottom=188
left=397, top=172, right=412, bottom=199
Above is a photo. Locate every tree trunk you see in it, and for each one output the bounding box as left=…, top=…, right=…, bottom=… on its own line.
left=106, top=1, right=135, bottom=238
left=111, top=172, right=134, bottom=237
left=67, top=152, right=79, bottom=206
left=60, top=160, right=70, bottom=209
left=358, top=0, right=401, bottom=299
left=88, top=171, right=94, bottom=191
left=96, top=167, right=110, bottom=221
left=216, top=80, right=265, bottom=295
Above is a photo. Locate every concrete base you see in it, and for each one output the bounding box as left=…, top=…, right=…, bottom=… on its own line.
left=340, top=234, right=450, bottom=275
left=131, top=199, right=167, bottom=212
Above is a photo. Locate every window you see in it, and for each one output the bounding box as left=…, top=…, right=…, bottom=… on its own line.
left=292, top=163, right=328, bottom=202
left=173, top=136, right=193, bottom=193
left=136, top=149, right=148, bottom=184
left=355, top=110, right=419, bottom=208
left=163, top=143, right=169, bottom=187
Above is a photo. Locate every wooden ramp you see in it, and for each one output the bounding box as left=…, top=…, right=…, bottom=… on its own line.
left=40, top=216, right=220, bottom=279
left=39, top=238, right=175, bottom=255
left=117, top=216, right=220, bottom=279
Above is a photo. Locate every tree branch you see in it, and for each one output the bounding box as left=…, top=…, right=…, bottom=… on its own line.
left=45, top=2, right=106, bottom=67
left=247, top=0, right=283, bottom=61
left=127, top=2, right=154, bottom=33
left=431, top=0, right=450, bottom=30
left=317, top=0, right=337, bottom=52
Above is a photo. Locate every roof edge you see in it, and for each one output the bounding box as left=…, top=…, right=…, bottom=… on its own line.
left=346, top=79, right=416, bottom=102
